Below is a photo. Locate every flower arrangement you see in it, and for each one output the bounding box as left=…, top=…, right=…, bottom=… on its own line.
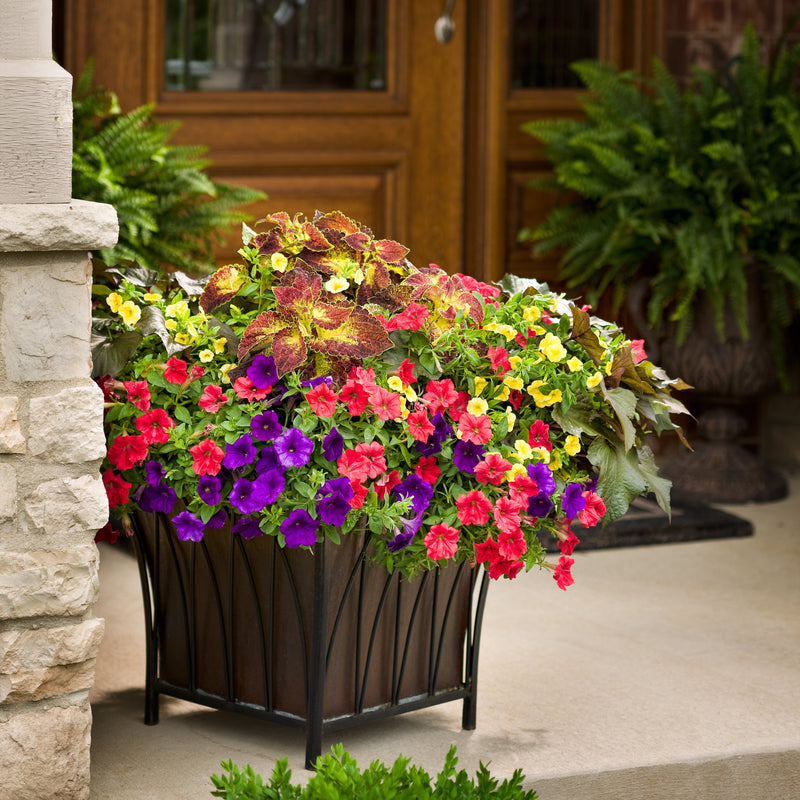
left=93, top=210, right=688, bottom=589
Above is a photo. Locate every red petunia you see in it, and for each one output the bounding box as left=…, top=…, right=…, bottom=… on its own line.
left=415, top=456, right=441, bottom=484
left=422, top=379, right=459, bottom=416
left=306, top=383, right=339, bottom=417
left=474, top=452, right=512, bottom=485
left=189, top=438, right=225, bottom=476
left=630, top=339, right=648, bottom=363
left=493, top=496, right=524, bottom=534
left=354, top=442, right=387, bottom=478
left=164, top=356, right=188, bottom=384
left=102, top=470, right=131, bottom=508
left=406, top=409, right=435, bottom=442
left=508, top=389, right=524, bottom=411
left=135, top=408, right=175, bottom=445
left=349, top=480, right=370, bottom=509
left=456, top=489, right=493, bottom=525
left=487, top=346, right=511, bottom=377
left=390, top=302, right=429, bottom=331
left=374, top=469, right=401, bottom=499
left=123, top=380, right=151, bottom=411
left=553, top=556, right=575, bottom=590
left=458, top=413, right=493, bottom=445
left=336, top=449, right=371, bottom=482
left=448, top=391, right=471, bottom=422
left=233, top=376, right=271, bottom=401
left=107, top=434, right=148, bottom=471
left=497, top=528, right=527, bottom=560
left=397, top=359, right=417, bottom=384
left=487, top=557, right=524, bottom=580
left=340, top=380, right=371, bottom=416
left=189, top=364, right=205, bottom=381
left=199, top=384, right=229, bottom=413
left=578, top=490, right=606, bottom=528
left=424, top=523, right=459, bottom=560
left=369, top=386, right=402, bottom=421
left=528, top=419, right=553, bottom=452
left=95, top=522, right=120, bottom=545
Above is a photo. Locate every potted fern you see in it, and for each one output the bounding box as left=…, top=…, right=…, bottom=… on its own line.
left=521, top=22, right=799, bottom=501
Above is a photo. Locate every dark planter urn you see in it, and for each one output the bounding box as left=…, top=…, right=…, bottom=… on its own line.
left=131, top=510, right=490, bottom=768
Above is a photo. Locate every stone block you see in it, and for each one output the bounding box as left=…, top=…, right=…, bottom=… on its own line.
left=0, top=464, right=15, bottom=520
left=0, top=660, right=96, bottom=704
left=24, top=474, right=108, bottom=539
left=0, top=396, right=25, bottom=453
left=0, top=618, right=105, bottom=674
left=29, top=385, right=105, bottom=463
left=0, top=703, right=91, bottom=800
left=0, top=546, right=99, bottom=619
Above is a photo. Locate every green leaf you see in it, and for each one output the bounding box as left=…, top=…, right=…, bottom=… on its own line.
left=601, top=386, right=638, bottom=451
left=587, top=438, right=647, bottom=521
left=91, top=329, right=142, bottom=378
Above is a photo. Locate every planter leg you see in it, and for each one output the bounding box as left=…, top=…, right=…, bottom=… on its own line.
left=305, top=540, right=327, bottom=770
left=462, top=570, right=490, bottom=731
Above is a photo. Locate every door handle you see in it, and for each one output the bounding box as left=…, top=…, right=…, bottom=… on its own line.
left=434, top=0, right=456, bottom=44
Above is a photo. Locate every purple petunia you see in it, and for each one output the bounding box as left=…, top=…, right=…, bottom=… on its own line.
left=527, top=493, right=555, bottom=519
left=205, top=509, right=228, bottom=529
left=232, top=517, right=263, bottom=540
left=528, top=462, right=556, bottom=496
left=229, top=477, right=270, bottom=515
left=322, top=427, right=345, bottom=462
left=255, top=445, right=283, bottom=475
left=254, top=469, right=284, bottom=505
left=247, top=354, right=279, bottom=389
left=414, top=412, right=452, bottom=457
left=281, top=509, right=319, bottom=548
left=316, top=492, right=351, bottom=526
left=393, top=474, right=434, bottom=514
left=274, top=427, right=314, bottom=469
left=144, top=460, right=167, bottom=487
left=222, top=434, right=257, bottom=470
left=453, top=440, right=486, bottom=474
left=562, top=482, right=587, bottom=520
left=137, top=483, right=176, bottom=514
left=197, top=474, right=222, bottom=506
left=387, top=510, right=424, bottom=552
left=173, top=510, right=205, bottom=542
left=318, top=476, right=354, bottom=500
left=251, top=410, right=282, bottom=441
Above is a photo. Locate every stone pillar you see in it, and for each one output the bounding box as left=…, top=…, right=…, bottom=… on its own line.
left=0, top=2, right=119, bottom=798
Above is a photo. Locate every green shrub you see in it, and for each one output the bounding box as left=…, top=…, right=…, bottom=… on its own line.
left=210, top=745, right=538, bottom=799
left=72, top=62, right=264, bottom=276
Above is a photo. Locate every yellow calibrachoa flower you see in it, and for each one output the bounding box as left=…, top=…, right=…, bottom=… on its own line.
left=550, top=450, right=563, bottom=471
left=353, top=268, right=365, bottom=285
left=271, top=253, right=289, bottom=272
left=503, top=375, right=524, bottom=391
left=603, top=360, right=614, bottom=376
left=143, top=292, right=162, bottom=303
left=107, top=292, right=123, bottom=312
left=539, top=332, right=567, bottom=363
left=118, top=301, right=141, bottom=326
left=494, top=385, right=510, bottom=402
left=324, top=275, right=350, bottom=294
left=219, top=363, right=234, bottom=384
left=165, top=319, right=178, bottom=331
left=505, top=462, right=527, bottom=482
left=198, top=349, right=214, bottom=363
left=404, top=385, right=418, bottom=403
left=522, top=304, right=541, bottom=323
left=504, top=408, right=517, bottom=431
left=484, top=322, right=517, bottom=341
left=531, top=445, right=551, bottom=463
left=513, top=439, right=533, bottom=461
left=165, top=300, right=189, bottom=318
left=566, top=356, right=583, bottom=372
left=387, top=376, right=404, bottom=392
left=587, top=371, right=604, bottom=389
left=175, top=332, right=191, bottom=345
left=473, top=376, right=488, bottom=396
left=508, top=355, right=522, bottom=370
left=466, top=397, right=489, bottom=416
left=214, top=337, right=227, bottom=354
left=537, top=389, right=562, bottom=407
left=564, top=435, right=581, bottom=456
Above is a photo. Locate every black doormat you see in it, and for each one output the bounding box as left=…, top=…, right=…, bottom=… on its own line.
left=545, top=496, right=754, bottom=552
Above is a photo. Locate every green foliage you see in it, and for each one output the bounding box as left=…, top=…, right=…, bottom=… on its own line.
left=72, top=61, right=264, bottom=276
left=209, top=745, right=538, bottom=799
left=521, top=23, right=800, bottom=383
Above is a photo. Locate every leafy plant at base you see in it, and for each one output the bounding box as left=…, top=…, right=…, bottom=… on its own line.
left=209, top=745, right=538, bottom=799
left=72, top=61, right=264, bottom=276
left=520, top=22, right=800, bottom=385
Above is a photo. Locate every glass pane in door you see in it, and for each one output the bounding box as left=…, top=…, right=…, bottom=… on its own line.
left=510, top=0, right=599, bottom=88
left=165, top=0, right=387, bottom=91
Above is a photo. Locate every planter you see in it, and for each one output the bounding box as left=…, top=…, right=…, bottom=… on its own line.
left=130, top=510, right=490, bottom=768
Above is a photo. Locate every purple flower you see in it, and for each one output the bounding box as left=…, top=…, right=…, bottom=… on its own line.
left=316, top=492, right=351, bottom=526
left=387, top=511, right=424, bottom=552
left=453, top=440, right=486, bottom=474
left=173, top=510, right=205, bottom=542
left=197, top=475, right=222, bottom=506
left=274, top=427, right=314, bottom=469
left=414, top=412, right=452, bottom=457
left=205, top=509, right=228, bottom=529
left=233, top=517, right=263, bottom=540
left=393, top=474, right=433, bottom=514
left=255, top=445, right=283, bottom=475
left=322, top=427, right=345, bottom=462
left=562, top=483, right=587, bottom=520
left=145, top=460, right=167, bottom=486
left=281, top=509, right=319, bottom=548
left=251, top=410, right=282, bottom=441
left=137, top=484, right=176, bottom=514
left=247, top=354, right=278, bottom=389
left=223, top=434, right=257, bottom=470
left=527, top=493, right=555, bottom=518
left=528, top=462, right=556, bottom=496
left=253, top=469, right=284, bottom=505
left=229, top=477, right=269, bottom=515
left=318, top=476, right=354, bottom=500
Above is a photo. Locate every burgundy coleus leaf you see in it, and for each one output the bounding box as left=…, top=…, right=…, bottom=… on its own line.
left=271, top=325, right=308, bottom=376
left=266, top=211, right=293, bottom=232
left=402, top=267, right=447, bottom=301
left=374, top=239, right=409, bottom=263
left=273, top=267, right=322, bottom=317
left=312, top=307, right=393, bottom=359
left=570, top=305, right=605, bottom=366
left=300, top=221, right=333, bottom=252
left=438, top=276, right=485, bottom=324
left=609, top=346, right=656, bottom=394
left=199, top=265, right=249, bottom=313
left=253, top=228, right=284, bottom=256
left=314, top=210, right=363, bottom=237
left=343, top=231, right=373, bottom=251
left=311, top=300, right=354, bottom=331
left=238, top=311, right=292, bottom=360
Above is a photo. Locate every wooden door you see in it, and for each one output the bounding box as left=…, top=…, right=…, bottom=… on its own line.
left=57, top=0, right=663, bottom=283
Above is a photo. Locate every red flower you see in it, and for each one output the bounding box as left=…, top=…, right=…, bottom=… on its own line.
left=306, top=383, right=339, bottom=417
left=497, top=528, right=527, bottom=560
left=474, top=535, right=500, bottom=564
left=107, top=434, right=148, bottom=471
left=456, top=490, right=493, bottom=525
left=558, top=530, right=581, bottom=556
left=487, top=346, right=511, bottom=376
left=233, top=376, right=271, bottom=401
left=474, top=536, right=524, bottom=580
left=631, top=339, right=648, bottom=363
left=123, top=380, right=150, bottom=411
left=199, top=385, right=229, bottom=413
left=102, top=470, right=131, bottom=508
left=374, top=470, right=401, bottom=499
left=348, top=366, right=378, bottom=391
left=422, top=379, right=459, bottom=416
left=397, top=359, right=417, bottom=384
left=95, top=522, right=120, bottom=545
left=337, top=449, right=371, bottom=482
left=474, top=452, right=512, bottom=485
left=189, top=438, right=225, bottom=476
left=508, top=389, right=524, bottom=411
left=390, top=302, right=429, bottom=331
left=449, top=391, right=471, bottom=422
left=340, top=380, right=371, bottom=416
left=349, top=480, right=370, bottom=509
left=189, top=364, right=205, bottom=381
left=553, top=556, right=575, bottom=590
left=488, top=558, right=523, bottom=580
left=424, top=523, right=459, bottom=560
left=354, top=442, right=387, bottom=478
left=527, top=419, right=553, bottom=452
left=135, top=408, right=175, bottom=445
left=369, top=386, right=402, bottom=421
left=415, top=456, right=441, bottom=484
left=493, top=496, right=524, bottom=533
left=458, top=413, right=493, bottom=445
left=164, top=357, right=188, bottom=384
left=578, top=491, right=606, bottom=528
left=406, top=409, right=435, bottom=442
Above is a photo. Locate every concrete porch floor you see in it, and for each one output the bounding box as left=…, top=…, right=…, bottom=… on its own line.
left=89, top=476, right=800, bottom=800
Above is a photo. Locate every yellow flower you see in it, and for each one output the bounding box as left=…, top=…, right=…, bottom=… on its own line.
left=508, top=355, right=522, bottom=370
left=494, top=385, right=510, bottom=402
left=531, top=446, right=551, bottom=464
left=399, top=396, right=409, bottom=419
left=587, top=371, right=604, bottom=389
left=353, top=268, right=365, bottom=285
left=214, top=337, right=227, bottom=354
left=513, top=439, right=533, bottom=461
left=505, top=462, right=527, bottom=482
left=550, top=451, right=563, bottom=471
left=522, top=305, right=541, bottom=324
left=473, top=376, right=488, bottom=396
left=503, top=375, right=524, bottom=392
left=387, top=376, right=404, bottom=392
left=539, top=332, right=567, bottom=363
left=527, top=379, right=545, bottom=396
left=106, top=292, right=123, bottom=312
left=537, top=389, right=562, bottom=408
left=404, top=385, right=418, bottom=403
left=165, top=300, right=189, bottom=318
left=484, top=322, right=517, bottom=341
left=165, top=319, right=178, bottom=331
left=324, top=275, right=350, bottom=294
left=118, top=301, right=141, bottom=326
left=271, top=253, right=289, bottom=272
left=564, top=435, right=581, bottom=456
left=603, top=360, right=614, bottom=376
left=219, top=363, right=234, bottom=384
left=143, top=292, right=162, bottom=303
left=466, top=397, right=488, bottom=416
left=566, top=356, right=583, bottom=372
left=175, top=332, right=191, bottom=345
left=199, top=349, right=214, bottom=363
left=505, top=408, right=517, bottom=431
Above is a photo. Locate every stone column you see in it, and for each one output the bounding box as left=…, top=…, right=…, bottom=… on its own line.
left=0, top=2, right=119, bottom=798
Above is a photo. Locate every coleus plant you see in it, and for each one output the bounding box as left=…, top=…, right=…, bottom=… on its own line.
left=92, top=210, right=689, bottom=588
